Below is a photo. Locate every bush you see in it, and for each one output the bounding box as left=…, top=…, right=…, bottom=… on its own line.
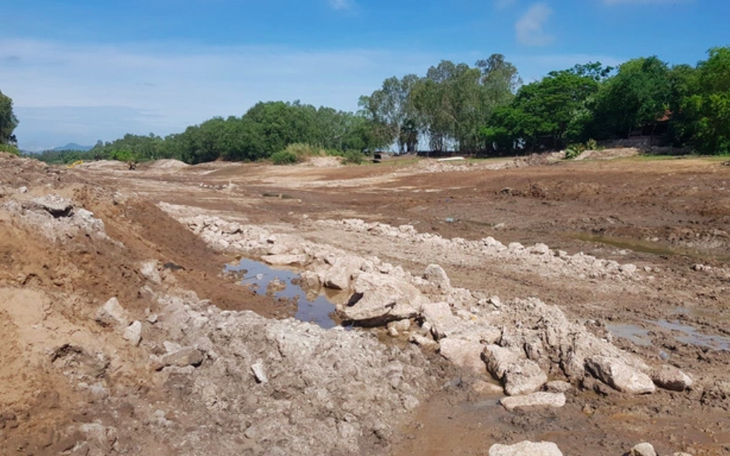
left=586, top=138, right=599, bottom=150
left=0, top=144, right=20, bottom=156
left=565, top=143, right=586, bottom=160
left=270, top=150, right=299, bottom=165
left=341, top=150, right=364, bottom=165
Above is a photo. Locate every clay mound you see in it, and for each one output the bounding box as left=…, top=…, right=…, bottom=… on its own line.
left=576, top=147, right=640, bottom=161
left=77, top=160, right=126, bottom=170
left=146, top=159, right=190, bottom=170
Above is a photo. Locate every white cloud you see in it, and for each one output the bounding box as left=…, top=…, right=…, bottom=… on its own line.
left=495, top=0, right=517, bottom=9
left=328, top=0, right=354, bottom=10
left=515, top=3, right=555, bottom=47
left=602, top=0, right=692, bottom=4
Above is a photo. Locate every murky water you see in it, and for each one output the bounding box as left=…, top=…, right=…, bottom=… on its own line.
left=225, top=258, right=339, bottom=329
left=607, top=320, right=730, bottom=352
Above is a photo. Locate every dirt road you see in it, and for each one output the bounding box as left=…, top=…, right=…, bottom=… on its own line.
left=1, top=153, right=729, bottom=455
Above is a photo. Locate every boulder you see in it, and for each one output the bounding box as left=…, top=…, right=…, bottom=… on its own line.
left=500, top=392, right=566, bottom=411
left=420, top=301, right=457, bottom=339
left=503, top=359, right=548, bottom=396
left=122, top=321, right=142, bottom=346
left=438, top=338, right=486, bottom=375
left=262, top=254, right=309, bottom=267
left=483, top=344, right=522, bottom=379
left=630, top=442, right=657, bottom=456
left=31, top=195, right=73, bottom=217
left=651, top=365, right=693, bottom=391
left=424, top=264, right=451, bottom=290
left=155, top=347, right=205, bottom=371
left=322, top=256, right=363, bottom=290
left=489, top=441, right=563, bottom=456
left=339, top=272, right=427, bottom=325
left=586, top=356, right=655, bottom=394
left=95, top=297, right=130, bottom=328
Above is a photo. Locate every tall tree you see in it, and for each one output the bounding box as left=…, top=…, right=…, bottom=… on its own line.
left=0, top=90, right=19, bottom=144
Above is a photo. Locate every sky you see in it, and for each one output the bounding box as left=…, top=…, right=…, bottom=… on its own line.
left=0, top=0, right=726, bottom=151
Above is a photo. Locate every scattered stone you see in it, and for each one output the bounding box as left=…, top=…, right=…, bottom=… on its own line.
left=503, top=359, right=548, bottom=396
left=483, top=344, right=522, bottom=379
left=409, top=334, right=439, bottom=351
left=489, top=296, right=502, bottom=309
left=630, top=442, right=657, bottom=456
left=489, top=440, right=563, bottom=456
left=420, top=301, right=456, bottom=339
left=95, top=297, right=130, bottom=328
left=500, top=392, right=566, bottom=411
left=424, top=264, right=451, bottom=290
left=545, top=380, right=573, bottom=393
left=32, top=195, right=74, bottom=217
left=251, top=361, right=268, bottom=384
left=123, top=321, right=142, bottom=346
left=339, top=272, right=426, bottom=325
left=139, top=261, right=161, bottom=284
left=386, top=319, right=411, bottom=337
left=147, top=313, right=159, bottom=324
left=18, top=186, right=28, bottom=193
left=652, top=365, right=693, bottom=391
left=262, top=254, right=309, bottom=266
left=155, top=347, right=205, bottom=371
left=586, top=356, right=655, bottom=394
left=438, top=338, right=486, bottom=375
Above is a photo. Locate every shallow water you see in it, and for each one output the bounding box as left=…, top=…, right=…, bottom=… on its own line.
left=606, top=320, right=730, bottom=351
left=225, top=258, right=338, bottom=329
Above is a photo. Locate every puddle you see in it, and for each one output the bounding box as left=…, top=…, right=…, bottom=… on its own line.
left=653, top=319, right=730, bottom=351
left=225, top=259, right=339, bottom=329
left=605, top=323, right=653, bottom=347
left=607, top=320, right=730, bottom=351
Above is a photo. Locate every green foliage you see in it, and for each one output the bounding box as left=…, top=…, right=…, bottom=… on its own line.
left=341, top=150, right=364, bottom=165
left=270, top=150, right=300, bottom=165
left=0, top=143, right=20, bottom=155
left=565, top=143, right=586, bottom=159
left=586, top=138, right=599, bottom=150
left=0, top=90, right=19, bottom=145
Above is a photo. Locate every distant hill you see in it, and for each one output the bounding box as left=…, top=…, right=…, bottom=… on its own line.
left=52, top=143, right=94, bottom=152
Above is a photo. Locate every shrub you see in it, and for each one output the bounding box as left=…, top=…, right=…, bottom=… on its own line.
left=341, top=150, right=364, bottom=165
left=586, top=138, right=599, bottom=150
left=0, top=144, right=20, bottom=156
left=270, top=150, right=299, bottom=165
left=565, top=143, right=586, bottom=160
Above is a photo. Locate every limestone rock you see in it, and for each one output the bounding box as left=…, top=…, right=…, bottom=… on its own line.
left=424, top=264, right=451, bottom=290
left=489, top=441, right=563, bottom=456
left=251, top=362, right=268, bottom=384
left=438, top=338, right=485, bottom=375
left=500, top=392, right=566, bottom=411
left=630, top=442, right=657, bottom=456
left=651, top=365, right=693, bottom=391
left=483, top=344, right=522, bottom=379
left=322, top=256, right=363, bottom=291
left=32, top=195, right=73, bottom=217
left=545, top=381, right=573, bottom=393
left=503, top=358, right=548, bottom=396
left=155, top=347, right=205, bottom=370
left=139, top=261, right=161, bottom=284
left=95, top=297, right=130, bottom=328
left=586, top=356, right=655, bottom=394
left=420, top=301, right=457, bottom=339
left=123, top=321, right=142, bottom=346
left=339, top=272, right=426, bottom=325
left=471, top=380, right=504, bottom=395
left=262, top=254, right=309, bottom=266
left=409, top=334, right=439, bottom=351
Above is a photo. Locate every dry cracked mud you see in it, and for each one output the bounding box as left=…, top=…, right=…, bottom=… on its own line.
left=1, top=152, right=729, bottom=456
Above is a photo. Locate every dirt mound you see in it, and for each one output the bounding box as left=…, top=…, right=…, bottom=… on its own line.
left=76, top=160, right=127, bottom=170
left=144, top=159, right=190, bottom=170
left=576, top=147, right=640, bottom=160
left=303, top=156, right=342, bottom=168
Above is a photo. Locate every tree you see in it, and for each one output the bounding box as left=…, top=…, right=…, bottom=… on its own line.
left=593, top=56, right=671, bottom=138
left=0, top=90, right=19, bottom=145
left=682, top=46, right=730, bottom=154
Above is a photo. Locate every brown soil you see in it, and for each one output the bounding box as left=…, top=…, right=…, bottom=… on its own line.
left=2, top=152, right=729, bottom=455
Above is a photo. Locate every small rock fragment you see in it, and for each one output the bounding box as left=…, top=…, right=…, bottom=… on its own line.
left=424, top=264, right=451, bottom=290
left=95, top=297, right=130, bottom=328
left=155, top=347, right=205, bottom=371
left=503, top=359, right=548, bottom=396
left=500, top=392, right=566, bottom=411
left=651, top=365, right=693, bottom=391
left=438, top=338, right=486, bottom=375
left=489, top=440, right=563, bottom=456
left=251, top=362, right=268, bottom=384
left=630, top=442, right=657, bottom=456
left=122, top=321, right=142, bottom=346
left=586, top=356, right=655, bottom=394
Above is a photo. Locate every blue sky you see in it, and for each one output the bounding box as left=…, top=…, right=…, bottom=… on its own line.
left=0, top=0, right=725, bottom=150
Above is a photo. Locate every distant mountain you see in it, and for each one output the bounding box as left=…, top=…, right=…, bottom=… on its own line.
left=51, top=143, right=94, bottom=152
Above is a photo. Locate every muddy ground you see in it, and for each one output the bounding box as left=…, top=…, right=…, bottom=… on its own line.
left=1, top=153, right=729, bottom=455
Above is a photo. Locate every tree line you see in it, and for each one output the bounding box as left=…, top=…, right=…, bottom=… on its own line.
left=6, top=45, right=730, bottom=165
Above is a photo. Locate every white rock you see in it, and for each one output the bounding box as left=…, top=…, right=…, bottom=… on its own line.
left=503, top=359, right=548, bottom=396
left=339, top=272, right=426, bottom=325
left=262, top=254, right=309, bottom=266
left=500, top=392, right=566, bottom=411
left=95, top=297, right=130, bottom=328
left=651, top=365, right=693, bottom=391
left=489, top=441, right=563, bottom=456
left=471, top=380, right=504, bottom=395
left=483, top=344, right=522, bottom=379
left=420, top=301, right=456, bottom=339
left=139, top=261, right=161, bottom=284
left=438, top=338, right=486, bottom=375
left=251, top=362, right=268, bottom=384
left=424, top=264, right=451, bottom=290
left=630, top=442, right=657, bottom=456
left=545, top=381, right=573, bottom=393
left=122, top=321, right=142, bottom=346
left=586, top=356, right=655, bottom=394
left=409, top=334, right=439, bottom=351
